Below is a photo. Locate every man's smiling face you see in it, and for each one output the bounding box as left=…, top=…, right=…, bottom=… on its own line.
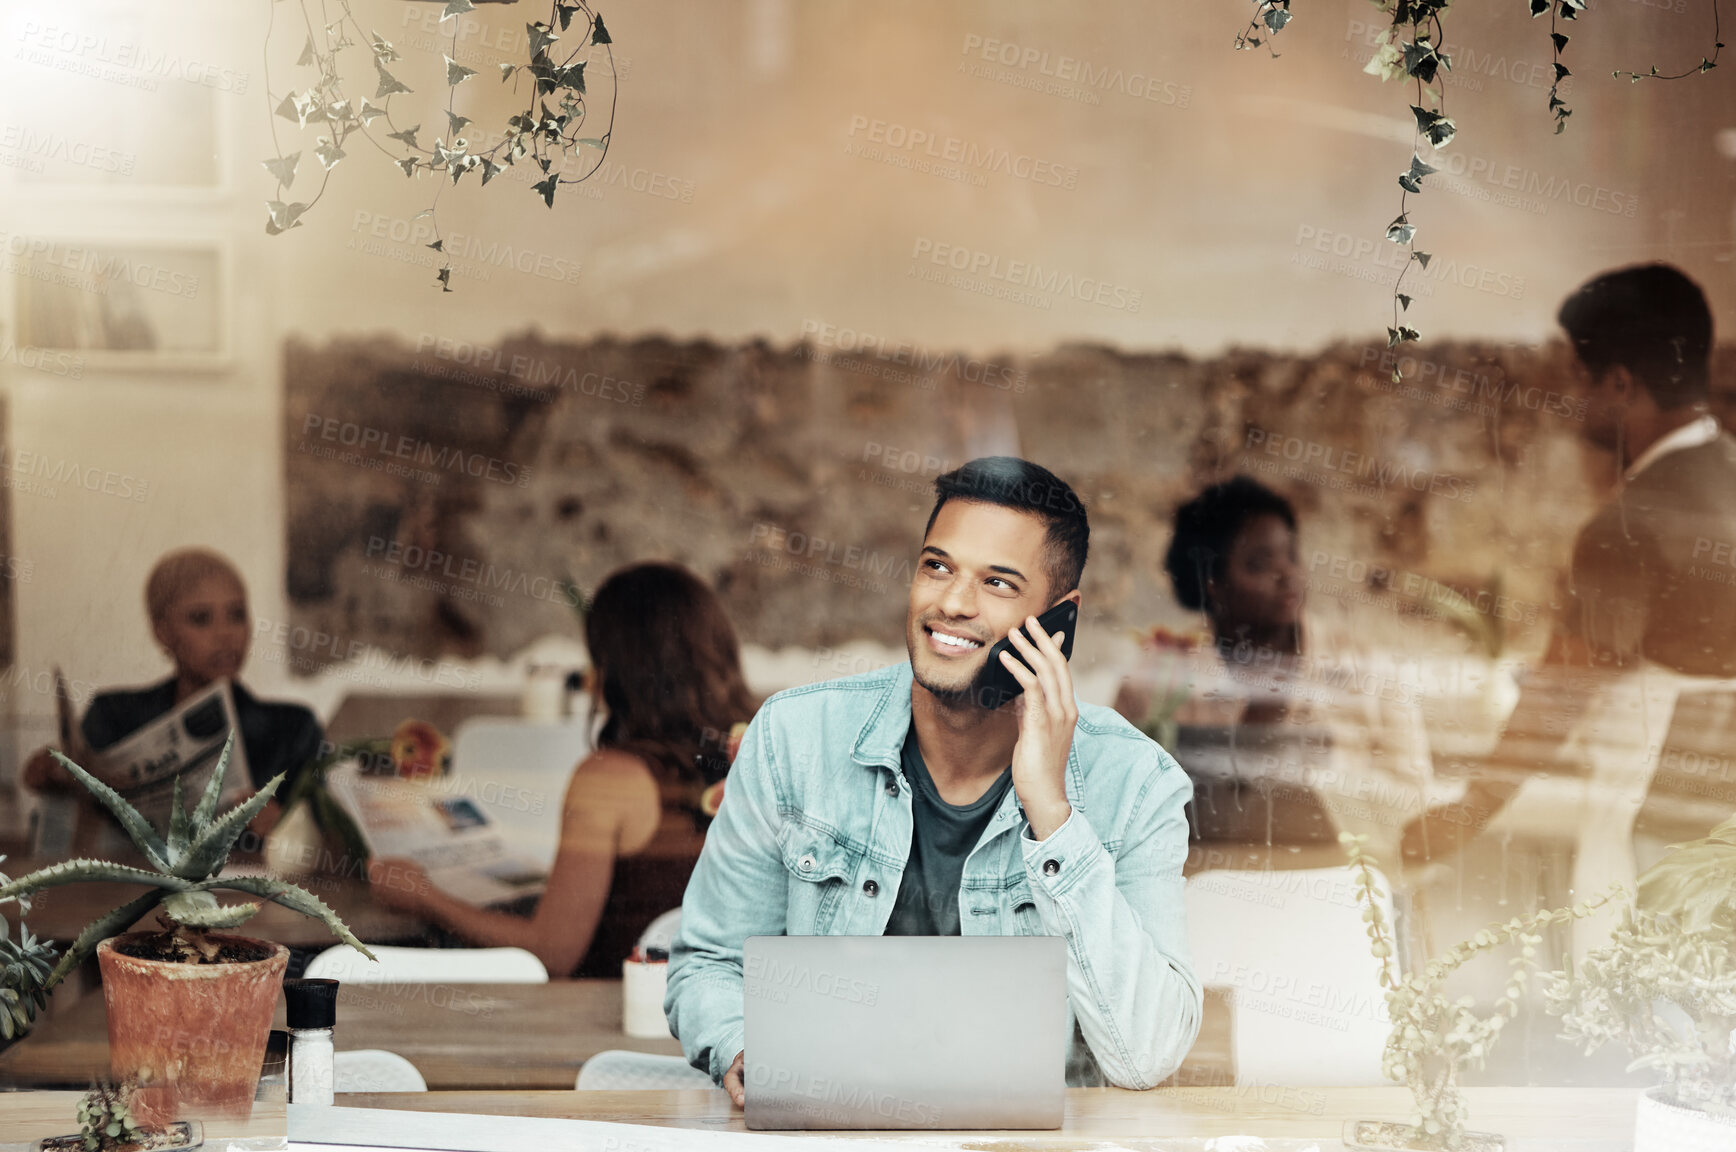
left=906, top=499, right=1059, bottom=704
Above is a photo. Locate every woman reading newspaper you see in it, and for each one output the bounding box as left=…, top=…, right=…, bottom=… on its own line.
left=368, top=563, right=756, bottom=979
left=22, top=547, right=324, bottom=850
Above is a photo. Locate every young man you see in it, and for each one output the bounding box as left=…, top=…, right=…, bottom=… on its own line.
left=667, top=457, right=1201, bottom=1103
left=1402, top=263, right=1736, bottom=863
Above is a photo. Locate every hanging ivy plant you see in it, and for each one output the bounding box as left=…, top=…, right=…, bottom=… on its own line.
left=1233, top=0, right=1721, bottom=382
left=262, top=0, right=617, bottom=291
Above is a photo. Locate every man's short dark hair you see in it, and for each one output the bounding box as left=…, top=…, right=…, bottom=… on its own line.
left=1164, top=476, right=1297, bottom=613
left=925, top=457, right=1088, bottom=599
left=1557, top=263, right=1713, bottom=409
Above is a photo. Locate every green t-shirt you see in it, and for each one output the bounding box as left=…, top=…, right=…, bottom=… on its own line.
left=883, top=725, right=1014, bottom=936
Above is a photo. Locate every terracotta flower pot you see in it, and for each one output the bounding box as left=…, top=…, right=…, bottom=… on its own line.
left=97, top=934, right=288, bottom=1127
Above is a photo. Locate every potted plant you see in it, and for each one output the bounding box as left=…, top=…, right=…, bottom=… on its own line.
left=0, top=739, right=375, bottom=1125
left=0, top=856, right=58, bottom=1048
left=1340, top=832, right=1617, bottom=1151
left=1545, top=814, right=1736, bottom=1150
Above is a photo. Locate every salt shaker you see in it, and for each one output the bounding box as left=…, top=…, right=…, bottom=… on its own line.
left=284, top=978, right=340, bottom=1105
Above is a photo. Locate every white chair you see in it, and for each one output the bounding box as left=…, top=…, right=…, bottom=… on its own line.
left=305, top=944, right=549, bottom=984
left=1186, top=864, right=1395, bottom=1086
left=333, top=1049, right=428, bottom=1093
left=575, top=1050, right=718, bottom=1090
left=450, top=718, right=595, bottom=871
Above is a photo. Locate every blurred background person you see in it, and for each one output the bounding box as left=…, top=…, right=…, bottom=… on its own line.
left=368, top=562, right=756, bottom=978
left=1116, top=476, right=1432, bottom=860
left=1403, top=264, right=1736, bottom=903
left=22, top=547, right=323, bottom=846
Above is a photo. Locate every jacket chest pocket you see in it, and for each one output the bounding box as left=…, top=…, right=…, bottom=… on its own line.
left=779, top=821, right=859, bottom=934
left=1007, top=875, right=1040, bottom=935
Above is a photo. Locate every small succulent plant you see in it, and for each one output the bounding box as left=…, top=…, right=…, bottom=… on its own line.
left=0, top=858, right=57, bottom=1040
left=77, top=1080, right=144, bottom=1151
left=0, top=738, right=373, bottom=989
left=1343, top=832, right=1618, bottom=1150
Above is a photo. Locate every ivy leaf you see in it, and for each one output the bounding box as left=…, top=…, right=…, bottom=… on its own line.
left=437, top=266, right=453, bottom=292
left=578, top=137, right=606, bottom=149
left=359, top=100, right=386, bottom=125
left=1264, top=7, right=1292, bottom=32
left=397, top=155, right=419, bottom=178
left=1386, top=215, right=1416, bottom=245
left=1559, top=0, right=1582, bottom=18
left=1553, top=62, right=1571, bottom=81
left=499, top=63, right=517, bottom=81
left=1403, top=40, right=1440, bottom=83
left=1410, top=104, right=1442, bottom=133
left=370, top=32, right=400, bottom=64
left=532, top=174, right=559, bottom=207
left=374, top=63, right=413, bottom=99
left=1551, top=32, right=1570, bottom=52
left=566, top=62, right=587, bottom=95
left=446, top=56, right=478, bottom=86
left=274, top=93, right=302, bottom=123
left=1531, top=0, right=1549, bottom=14
left=447, top=111, right=472, bottom=135
left=1387, top=326, right=1421, bottom=348
left=591, top=14, right=612, bottom=45
left=1398, top=294, right=1413, bottom=312
left=479, top=157, right=502, bottom=185
left=442, top=0, right=476, bottom=18
left=387, top=124, right=421, bottom=148
left=556, top=3, right=580, bottom=32
left=528, top=23, right=559, bottom=57
left=314, top=137, right=346, bottom=170
left=1425, top=115, right=1457, bottom=148
left=427, top=239, right=444, bottom=253
left=297, top=36, right=316, bottom=67
left=1414, top=251, right=1432, bottom=269
left=262, top=153, right=300, bottom=187
left=264, top=200, right=308, bottom=235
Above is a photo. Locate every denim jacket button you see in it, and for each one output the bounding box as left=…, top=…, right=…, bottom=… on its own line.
left=862, top=879, right=879, bottom=897
left=886, top=781, right=899, bottom=797
left=799, top=854, right=816, bottom=873
left=1042, top=858, right=1061, bottom=877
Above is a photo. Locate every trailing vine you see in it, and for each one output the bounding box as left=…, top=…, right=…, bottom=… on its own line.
left=1234, top=0, right=1295, bottom=55
left=1365, top=0, right=1454, bottom=371
left=1613, top=0, right=1722, bottom=80
left=1231, top=1, right=1722, bottom=383
left=262, top=0, right=617, bottom=291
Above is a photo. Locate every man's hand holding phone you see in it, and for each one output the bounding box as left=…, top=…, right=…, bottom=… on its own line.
left=999, top=613, right=1077, bottom=840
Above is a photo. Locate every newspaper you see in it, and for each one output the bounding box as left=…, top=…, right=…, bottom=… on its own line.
left=325, top=759, right=548, bottom=906
left=49, top=679, right=254, bottom=855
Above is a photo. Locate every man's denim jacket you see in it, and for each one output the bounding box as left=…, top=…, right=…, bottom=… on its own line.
left=666, top=662, right=1202, bottom=1090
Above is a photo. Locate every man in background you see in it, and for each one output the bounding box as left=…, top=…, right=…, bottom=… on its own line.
left=1403, top=264, right=1736, bottom=872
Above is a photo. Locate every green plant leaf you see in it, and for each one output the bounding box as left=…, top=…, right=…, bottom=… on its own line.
left=1551, top=32, right=1570, bottom=51
left=1263, top=7, right=1292, bottom=32
left=446, top=56, right=478, bottom=86
left=176, top=774, right=284, bottom=881
left=447, top=111, right=472, bottom=136
left=442, top=0, right=475, bottom=18
left=262, top=153, right=300, bottom=187
left=161, top=891, right=259, bottom=929
left=0, top=859, right=193, bottom=903
left=374, top=62, right=413, bottom=99
left=166, top=775, right=189, bottom=863
left=314, top=137, right=346, bottom=171
left=592, top=13, right=611, bottom=44
left=387, top=124, right=420, bottom=149
left=189, top=735, right=235, bottom=835
left=198, top=875, right=375, bottom=961
left=533, top=175, right=559, bottom=207
left=45, top=890, right=165, bottom=990
left=1386, top=215, right=1416, bottom=244
left=528, top=22, right=558, bottom=57
left=48, top=754, right=170, bottom=872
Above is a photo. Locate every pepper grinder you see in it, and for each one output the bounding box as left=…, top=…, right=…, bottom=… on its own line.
left=284, top=978, right=340, bottom=1106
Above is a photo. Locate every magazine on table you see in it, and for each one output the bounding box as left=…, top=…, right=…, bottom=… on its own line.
left=324, top=758, right=548, bottom=906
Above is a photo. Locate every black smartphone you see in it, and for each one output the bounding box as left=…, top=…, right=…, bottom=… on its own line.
left=972, top=600, right=1079, bottom=710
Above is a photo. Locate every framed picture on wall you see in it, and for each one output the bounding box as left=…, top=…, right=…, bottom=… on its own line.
left=8, top=240, right=228, bottom=371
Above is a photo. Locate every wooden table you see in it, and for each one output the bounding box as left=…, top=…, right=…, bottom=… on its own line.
left=6, top=858, right=426, bottom=950
left=314, top=1086, right=1642, bottom=1148
left=0, top=1089, right=285, bottom=1146
left=0, top=982, right=1230, bottom=1093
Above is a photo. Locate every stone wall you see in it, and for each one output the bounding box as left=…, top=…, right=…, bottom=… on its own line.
left=282, top=333, right=1736, bottom=670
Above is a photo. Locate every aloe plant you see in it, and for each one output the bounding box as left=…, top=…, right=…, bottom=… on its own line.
left=0, top=737, right=374, bottom=989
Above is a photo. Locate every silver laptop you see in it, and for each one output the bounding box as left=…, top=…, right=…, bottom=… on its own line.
left=742, top=935, right=1068, bottom=1131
